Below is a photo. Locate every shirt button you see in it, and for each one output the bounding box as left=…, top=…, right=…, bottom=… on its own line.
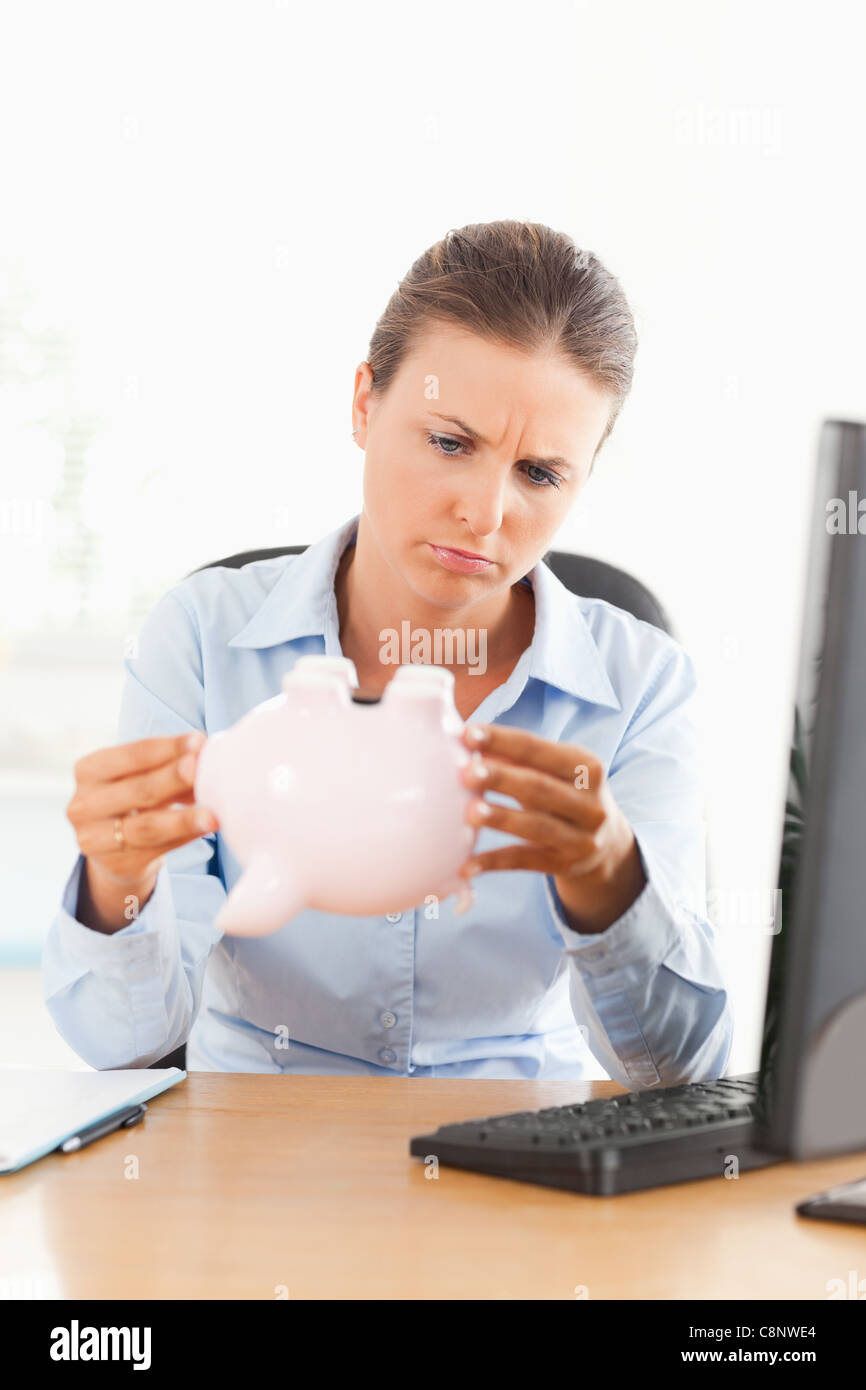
left=378, top=1047, right=397, bottom=1064
left=380, top=1011, right=397, bottom=1028
left=385, top=912, right=402, bottom=923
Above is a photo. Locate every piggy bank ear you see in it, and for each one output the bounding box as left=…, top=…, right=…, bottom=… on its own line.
left=287, top=654, right=359, bottom=688
left=383, top=663, right=462, bottom=728
left=387, top=663, right=455, bottom=696
left=281, top=654, right=358, bottom=709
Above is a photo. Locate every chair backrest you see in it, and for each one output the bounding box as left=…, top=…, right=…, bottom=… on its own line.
left=186, top=544, right=674, bottom=634
left=149, top=543, right=672, bottom=1070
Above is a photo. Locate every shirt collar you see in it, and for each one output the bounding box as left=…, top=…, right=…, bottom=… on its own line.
left=227, top=513, right=621, bottom=710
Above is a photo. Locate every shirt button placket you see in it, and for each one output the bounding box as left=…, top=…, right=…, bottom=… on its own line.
left=380, top=907, right=412, bottom=1069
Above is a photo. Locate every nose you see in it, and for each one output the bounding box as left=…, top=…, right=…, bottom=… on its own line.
left=455, top=469, right=508, bottom=539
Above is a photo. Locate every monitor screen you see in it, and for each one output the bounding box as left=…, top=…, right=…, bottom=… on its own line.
left=754, top=424, right=837, bottom=1126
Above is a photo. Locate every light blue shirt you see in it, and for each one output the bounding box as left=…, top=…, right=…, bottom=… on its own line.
left=43, top=512, right=732, bottom=1085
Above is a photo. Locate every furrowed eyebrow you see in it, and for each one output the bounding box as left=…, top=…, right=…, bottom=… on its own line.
left=427, top=412, right=573, bottom=471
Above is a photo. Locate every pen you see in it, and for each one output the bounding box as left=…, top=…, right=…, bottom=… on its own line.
left=60, top=1103, right=147, bottom=1154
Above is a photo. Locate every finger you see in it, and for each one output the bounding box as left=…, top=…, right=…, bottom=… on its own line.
left=74, top=731, right=206, bottom=786
left=78, top=804, right=218, bottom=860
left=465, top=796, right=602, bottom=860
left=69, top=748, right=204, bottom=823
left=460, top=844, right=577, bottom=878
left=461, top=756, right=606, bottom=831
left=87, top=821, right=208, bottom=887
left=461, top=722, right=604, bottom=789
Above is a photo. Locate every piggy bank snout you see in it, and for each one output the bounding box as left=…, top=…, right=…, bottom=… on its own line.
left=196, top=657, right=474, bottom=933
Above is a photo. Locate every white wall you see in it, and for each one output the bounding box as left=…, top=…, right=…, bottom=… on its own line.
left=1, top=0, right=864, bottom=1073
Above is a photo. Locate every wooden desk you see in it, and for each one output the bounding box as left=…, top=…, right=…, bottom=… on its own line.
left=3, top=1074, right=865, bottom=1300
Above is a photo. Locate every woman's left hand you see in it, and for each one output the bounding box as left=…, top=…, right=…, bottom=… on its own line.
left=457, top=722, right=647, bottom=934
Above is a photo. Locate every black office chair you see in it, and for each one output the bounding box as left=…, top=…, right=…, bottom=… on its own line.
left=149, top=543, right=673, bottom=1071
left=186, top=543, right=674, bottom=632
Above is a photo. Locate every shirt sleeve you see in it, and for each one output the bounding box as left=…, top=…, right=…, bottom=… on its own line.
left=41, top=588, right=228, bottom=1070
left=541, top=640, right=733, bottom=1091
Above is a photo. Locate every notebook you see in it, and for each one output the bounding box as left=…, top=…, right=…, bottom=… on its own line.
left=0, top=1065, right=187, bottom=1174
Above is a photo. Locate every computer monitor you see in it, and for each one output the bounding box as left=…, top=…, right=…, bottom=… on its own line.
left=753, top=418, right=866, bottom=1159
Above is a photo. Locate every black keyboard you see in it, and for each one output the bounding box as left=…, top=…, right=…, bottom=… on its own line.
left=409, top=1073, right=782, bottom=1196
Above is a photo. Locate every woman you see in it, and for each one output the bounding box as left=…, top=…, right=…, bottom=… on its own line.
left=46, top=220, right=732, bottom=1084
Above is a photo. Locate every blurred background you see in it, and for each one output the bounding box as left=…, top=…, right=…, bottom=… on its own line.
left=1, top=0, right=863, bottom=1072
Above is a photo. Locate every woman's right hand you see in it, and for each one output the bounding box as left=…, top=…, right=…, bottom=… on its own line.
left=66, top=732, right=219, bottom=891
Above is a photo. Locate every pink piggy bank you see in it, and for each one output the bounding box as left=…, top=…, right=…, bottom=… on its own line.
left=194, top=655, right=480, bottom=936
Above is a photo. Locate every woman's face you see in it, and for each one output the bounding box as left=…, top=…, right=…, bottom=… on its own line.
left=352, top=320, right=614, bottom=610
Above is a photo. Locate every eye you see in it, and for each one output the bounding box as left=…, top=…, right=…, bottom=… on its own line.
left=524, top=463, right=562, bottom=490
left=426, top=433, right=562, bottom=489
left=426, top=431, right=468, bottom=457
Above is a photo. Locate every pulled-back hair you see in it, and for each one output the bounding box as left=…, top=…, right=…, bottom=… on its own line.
left=366, top=219, right=638, bottom=457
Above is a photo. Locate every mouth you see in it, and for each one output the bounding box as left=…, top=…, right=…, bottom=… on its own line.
left=428, top=543, right=495, bottom=574
left=439, top=544, right=490, bottom=560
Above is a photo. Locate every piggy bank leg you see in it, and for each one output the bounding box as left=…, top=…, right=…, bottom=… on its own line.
left=215, top=854, right=306, bottom=937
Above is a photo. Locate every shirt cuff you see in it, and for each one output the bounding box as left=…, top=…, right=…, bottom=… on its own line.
left=42, top=853, right=182, bottom=1066
left=543, top=833, right=682, bottom=976
left=46, top=852, right=172, bottom=977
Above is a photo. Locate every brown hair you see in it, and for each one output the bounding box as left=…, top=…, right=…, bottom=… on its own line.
left=365, top=219, right=638, bottom=459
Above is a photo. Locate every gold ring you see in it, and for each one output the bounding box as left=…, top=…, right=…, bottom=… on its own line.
left=113, top=816, right=126, bottom=850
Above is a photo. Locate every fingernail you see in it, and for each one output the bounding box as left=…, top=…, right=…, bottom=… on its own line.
left=186, top=731, right=206, bottom=751
left=454, top=883, right=475, bottom=915
left=463, top=861, right=481, bottom=877
left=196, top=809, right=217, bottom=831
left=465, top=725, right=488, bottom=745
left=471, top=799, right=491, bottom=820
left=470, top=754, right=489, bottom=779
